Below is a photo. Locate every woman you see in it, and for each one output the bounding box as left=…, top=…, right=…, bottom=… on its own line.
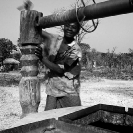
left=35, top=22, right=82, bottom=110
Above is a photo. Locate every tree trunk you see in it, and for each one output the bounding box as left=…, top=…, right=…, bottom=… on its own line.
left=19, top=10, right=43, bottom=118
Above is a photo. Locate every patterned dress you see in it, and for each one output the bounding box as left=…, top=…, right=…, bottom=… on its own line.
left=45, top=36, right=82, bottom=97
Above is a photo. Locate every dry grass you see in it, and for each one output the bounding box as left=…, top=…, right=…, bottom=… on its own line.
left=0, top=71, right=133, bottom=131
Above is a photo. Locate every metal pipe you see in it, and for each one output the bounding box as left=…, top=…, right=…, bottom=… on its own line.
left=38, top=0, right=133, bottom=29
left=84, top=0, right=133, bottom=20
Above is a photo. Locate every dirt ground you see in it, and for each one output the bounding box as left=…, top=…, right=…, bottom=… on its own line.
left=0, top=78, right=133, bottom=131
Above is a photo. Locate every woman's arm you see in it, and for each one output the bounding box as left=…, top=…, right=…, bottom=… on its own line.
left=35, top=46, right=64, bottom=74
left=65, top=59, right=81, bottom=75
left=42, top=57, right=64, bottom=74
left=36, top=30, right=64, bottom=74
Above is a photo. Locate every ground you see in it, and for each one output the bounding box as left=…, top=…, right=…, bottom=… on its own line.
left=0, top=72, right=133, bottom=131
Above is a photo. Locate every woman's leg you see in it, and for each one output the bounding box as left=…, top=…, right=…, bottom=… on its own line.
left=57, top=95, right=81, bottom=108
left=45, top=95, right=57, bottom=111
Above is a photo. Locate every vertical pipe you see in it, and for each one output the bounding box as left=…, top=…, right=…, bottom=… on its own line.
left=19, top=10, right=42, bottom=118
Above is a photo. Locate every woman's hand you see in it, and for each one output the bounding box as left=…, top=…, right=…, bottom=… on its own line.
left=35, top=46, right=43, bottom=61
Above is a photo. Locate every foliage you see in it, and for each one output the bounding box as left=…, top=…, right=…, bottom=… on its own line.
left=81, top=45, right=133, bottom=75
left=79, top=43, right=90, bottom=52
left=81, top=48, right=103, bottom=69
left=11, top=50, right=22, bottom=62
left=82, top=46, right=133, bottom=80
left=17, top=38, right=21, bottom=47
left=91, top=67, right=133, bottom=80
left=79, top=43, right=90, bottom=68
left=0, top=38, right=17, bottom=64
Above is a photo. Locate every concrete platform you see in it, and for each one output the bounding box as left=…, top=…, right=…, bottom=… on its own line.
left=12, top=106, right=88, bottom=127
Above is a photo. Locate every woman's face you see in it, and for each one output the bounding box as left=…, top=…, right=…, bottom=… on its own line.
left=64, top=23, right=80, bottom=38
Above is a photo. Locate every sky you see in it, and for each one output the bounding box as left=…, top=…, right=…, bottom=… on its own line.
left=0, top=0, right=133, bottom=53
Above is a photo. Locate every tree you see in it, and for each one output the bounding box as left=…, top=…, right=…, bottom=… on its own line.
left=128, top=48, right=133, bottom=70
left=129, top=48, right=133, bottom=53
left=0, top=38, right=17, bottom=65
left=17, top=38, right=21, bottom=47
left=105, top=47, right=116, bottom=70
left=79, top=43, right=90, bottom=68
